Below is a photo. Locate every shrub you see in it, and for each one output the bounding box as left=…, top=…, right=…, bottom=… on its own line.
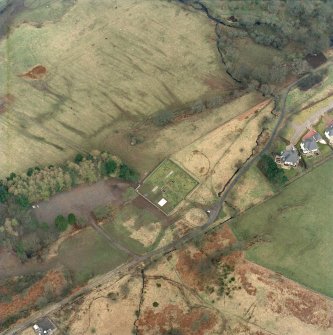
left=67, top=213, right=76, bottom=225
left=119, top=164, right=139, bottom=182
left=74, top=153, right=84, bottom=164
left=7, top=172, right=16, bottom=181
left=15, top=194, right=30, bottom=208
left=152, top=301, right=159, bottom=307
left=93, top=205, right=112, bottom=220
left=257, top=154, right=288, bottom=186
left=14, top=241, right=27, bottom=262
left=163, top=329, right=183, bottom=335
left=55, top=215, right=68, bottom=232
left=153, top=110, right=173, bottom=126
left=107, top=292, right=118, bottom=301
left=26, top=167, right=34, bottom=176
left=0, top=184, right=9, bottom=203
left=104, top=159, right=117, bottom=175
left=298, top=72, right=324, bottom=91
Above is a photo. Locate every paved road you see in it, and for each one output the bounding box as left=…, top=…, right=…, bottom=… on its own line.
left=290, top=101, right=333, bottom=145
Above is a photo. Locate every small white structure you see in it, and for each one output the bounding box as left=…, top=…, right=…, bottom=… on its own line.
left=158, top=198, right=167, bottom=207
left=325, top=124, right=333, bottom=143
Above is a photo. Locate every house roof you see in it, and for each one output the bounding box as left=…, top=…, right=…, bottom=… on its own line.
left=313, top=132, right=323, bottom=142
left=325, top=124, right=333, bottom=137
left=281, top=148, right=299, bottom=164
left=302, top=129, right=322, bottom=142
left=303, top=129, right=317, bottom=140
left=302, top=138, right=318, bottom=151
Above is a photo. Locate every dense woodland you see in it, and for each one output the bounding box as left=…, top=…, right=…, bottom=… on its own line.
left=182, top=0, right=333, bottom=92
left=0, top=151, right=138, bottom=262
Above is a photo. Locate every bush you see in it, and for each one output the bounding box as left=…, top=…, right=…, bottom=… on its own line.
left=0, top=184, right=9, bottom=203
left=93, top=205, right=112, bottom=220
left=15, top=194, right=30, bottom=208
left=67, top=213, right=76, bottom=225
left=74, top=153, right=84, bottom=164
left=257, top=154, right=288, bottom=186
left=7, top=172, right=16, bottom=181
left=163, top=329, right=183, bottom=335
left=26, top=167, right=34, bottom=176
left=153, top=110, right=173, bottom=126
left=119, top=164, right=139, bottom=182
left=14, top=241, right=27, bottom=262
left=152, top=301, right=159, bottom=307
left=55, top=215, right=68, bottom=232
left=104, top=159, right=117, bottom=175
left=298, top=72, right=324, bottom=91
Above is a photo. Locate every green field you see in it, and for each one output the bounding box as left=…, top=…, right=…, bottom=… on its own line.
left=58, top=227, right=129, bottom=285
left=230, top=159, right=333, bottom=297
left=138, top=160, right=198, bottom=214
left=286, top=65, right=333, bottom=111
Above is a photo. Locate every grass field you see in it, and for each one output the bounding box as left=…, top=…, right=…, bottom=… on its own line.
left=0, top=0, right=238, bottom=177
left=230, top=159, right=333, bottom=297
left=227, top=165, right=274, bottom=212
left=103, top=203, right=164, bottom=254
left=58, top=227, right=129, bottom=285
left=172, top=101, right=274, bottom=205
left=286, top=65, right=333, bottom=111
left=138, top=160, right=198, bottom=214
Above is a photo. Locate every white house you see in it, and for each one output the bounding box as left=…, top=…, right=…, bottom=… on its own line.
left=300, top=137, right=319, bottom=154
left=324, top=124, right=333, bottom=143
left=276, top=147, right=300, bottom=167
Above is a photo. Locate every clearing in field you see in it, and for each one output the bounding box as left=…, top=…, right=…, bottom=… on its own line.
left=137, top=160, right=198, bottom=214
left=230, top=159, right=333, bottom=297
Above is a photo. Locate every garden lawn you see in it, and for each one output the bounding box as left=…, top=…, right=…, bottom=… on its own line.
left=230, top=159, right=333, bottom=297
left=138, top=160, right=198, bottom=214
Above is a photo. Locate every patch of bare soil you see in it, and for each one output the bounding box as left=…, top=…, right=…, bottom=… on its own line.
left=175, top=225, right=236, bottom=291
left=19, top=65, right=47, bottom=80
left=237, top=99, right=272, bottom=121
left=0, top=94, right=14, bottom=113
left=137, top=304, right=218, bottom=335
left=136, top=270, right=221, bottom=335
left=0, top=270, right=66, bottom=322
left=203, top=74, right=236, bottom=91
